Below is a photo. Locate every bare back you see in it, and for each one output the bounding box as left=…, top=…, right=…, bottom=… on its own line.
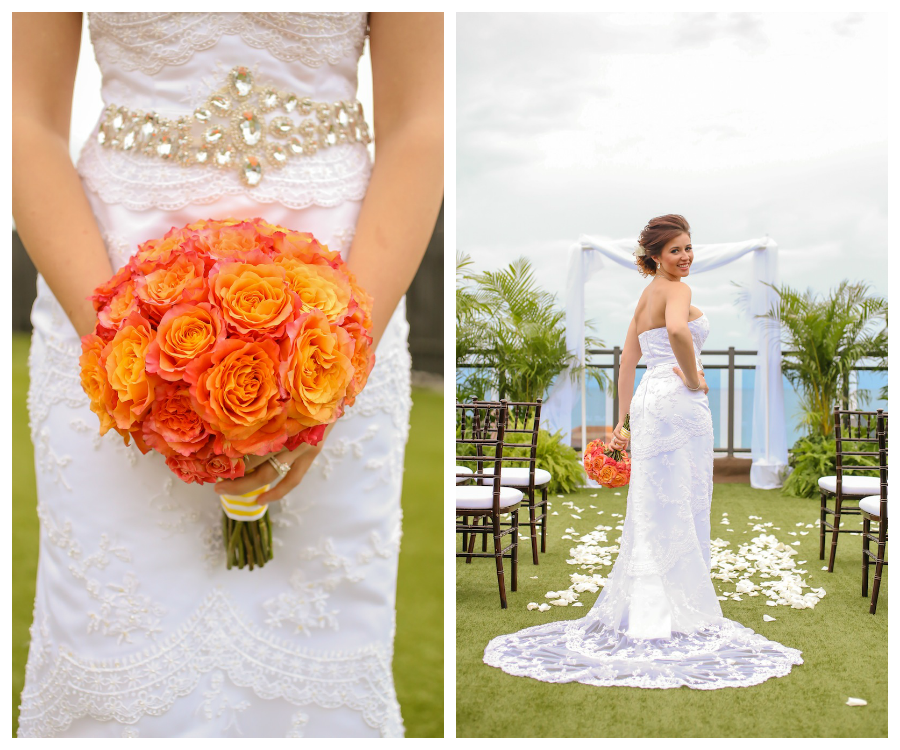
left=634, top=278, right=703, bottom=336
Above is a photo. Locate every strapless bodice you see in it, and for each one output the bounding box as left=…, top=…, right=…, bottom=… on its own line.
left=638, top=313, right=709, bottom=369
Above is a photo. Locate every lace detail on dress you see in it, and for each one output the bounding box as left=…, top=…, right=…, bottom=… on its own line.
left=88, top=13, right=368, bottom=75
left=77, top=134, right=371, bottom=212
left=17, top=588, right=403, bottom=738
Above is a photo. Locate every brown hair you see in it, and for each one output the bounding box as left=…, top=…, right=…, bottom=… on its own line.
left=635, top=214, right=691, bottom=277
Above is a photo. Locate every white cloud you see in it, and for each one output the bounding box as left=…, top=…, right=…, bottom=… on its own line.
left=458, top=12, right=888, bottom=351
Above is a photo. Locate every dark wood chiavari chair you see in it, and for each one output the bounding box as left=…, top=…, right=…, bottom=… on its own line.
left=820, top=406, right=885, bottom=573
left=861, top=410, right=888, bottom=614
left=472, top=399, right=550, bottom=565
left=455, top=401, right=522, bottom=609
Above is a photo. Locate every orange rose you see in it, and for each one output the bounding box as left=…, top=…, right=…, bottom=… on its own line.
left=610, top=470, right=629, bottom=487
left=134, top=253, right=206, bottom=322
left=341, top=303, right=375, bottom=405
left=102, top=311, right=157, bottom=431
left=141, top=383, right=213, bottom=457
left=132, top=233, right=185, bottom=272
left=209, top=261, right=295, bottom=339
left=275, top=256, right=352, bottom=324
left=590, top=456, right=606, bottom=477
left=98, top=278, right=139, bottom=329
left=185, top=337, right=283, bottom=444
left=90, top=263, right=134, bottom=312
left=271, top=230, right=339, bottom=267
left=596, top=464, right=616, bottom=486
left=206, top=221, right=273, bottom=260
left=344, top=267, right=374, bottom=331
left=146, top=302, right=224, bottom=381
left=281, top=309, right=354, bottom=427
left=79, top=333, right=117, bottom=435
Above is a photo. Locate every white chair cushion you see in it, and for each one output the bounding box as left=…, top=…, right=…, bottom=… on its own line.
left=455, top=485, right=524, bottom=511
left=478, top=467, right=552, bottom=487
left=454, top=466, right=473, bottom=485
left=818, top=475, right=881, bottom=495
left=859, top=494, right=887, bottom=518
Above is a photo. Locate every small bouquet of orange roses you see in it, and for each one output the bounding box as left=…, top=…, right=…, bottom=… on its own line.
left=583, top=414, right=632, bottom=488
left=79, top=218, right=375, bottom=570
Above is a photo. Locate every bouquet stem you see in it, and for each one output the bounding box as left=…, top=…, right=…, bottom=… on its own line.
left=224, top=512, right=273, bottom=570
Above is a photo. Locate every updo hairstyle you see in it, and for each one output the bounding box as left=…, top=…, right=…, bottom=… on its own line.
left=635, top=214, right=691, bottom=277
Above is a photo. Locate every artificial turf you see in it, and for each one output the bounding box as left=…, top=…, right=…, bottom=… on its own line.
left=457, top=484, right=887, bottom=738
left=11, top=332, right=443, bottom=738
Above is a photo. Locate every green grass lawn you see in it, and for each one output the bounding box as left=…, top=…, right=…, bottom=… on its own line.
left=457, top=484, right=887, bottom=738
left=11, top=332, right=443, bottom=738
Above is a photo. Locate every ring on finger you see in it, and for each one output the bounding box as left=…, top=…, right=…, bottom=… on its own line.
left=267, top=454, right=291, bottom=479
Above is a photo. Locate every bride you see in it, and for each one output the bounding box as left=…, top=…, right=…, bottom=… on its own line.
left=13, top=12, right=442, bottom=737
left=484, top=214, right=802, bottom=689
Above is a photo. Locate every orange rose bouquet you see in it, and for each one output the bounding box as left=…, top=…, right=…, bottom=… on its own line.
left=79, top=218, right=375, bottom=570
left=583, top=414, right=632, bottom=488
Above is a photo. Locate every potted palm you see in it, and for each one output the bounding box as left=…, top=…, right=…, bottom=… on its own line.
left=747, top=280, right=887, bottom=497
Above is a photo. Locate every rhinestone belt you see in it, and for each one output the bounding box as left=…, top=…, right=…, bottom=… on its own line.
left=96, top=66, right=372, bottom=187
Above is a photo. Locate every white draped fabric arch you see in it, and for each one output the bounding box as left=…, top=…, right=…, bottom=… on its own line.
left=543, top=234, right=788, bottom=490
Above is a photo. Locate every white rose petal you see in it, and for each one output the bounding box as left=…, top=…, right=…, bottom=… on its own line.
left=572, top=602, right=584, bottom=607
left=526, top=602, right=539, bottom=610
left=845, top=697, right=867, bottom=707
left=538, top=603, right=551, bottom=612
left=763, top=614, right=776, bottom=622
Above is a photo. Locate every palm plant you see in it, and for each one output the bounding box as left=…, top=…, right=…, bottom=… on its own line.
left=455, top=251, right=493, bottom=401
left=461, top=256, right=608, bottom=403
left=742, top=280, right=887, bottom=438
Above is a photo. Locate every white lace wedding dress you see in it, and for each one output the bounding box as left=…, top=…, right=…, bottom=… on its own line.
left=484, top=313, right=803, bottom=689
left=19, top=13, right=410, bottom=737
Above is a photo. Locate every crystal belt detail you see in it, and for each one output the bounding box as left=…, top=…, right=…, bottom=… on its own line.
left=96, top=66, right=372, bottom=187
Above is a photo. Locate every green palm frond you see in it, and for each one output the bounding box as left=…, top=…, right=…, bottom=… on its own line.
left=735, top=279, right=887, bottom=438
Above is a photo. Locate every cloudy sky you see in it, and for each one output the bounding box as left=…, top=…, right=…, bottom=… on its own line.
left=458, top=12, right=888, bottom=351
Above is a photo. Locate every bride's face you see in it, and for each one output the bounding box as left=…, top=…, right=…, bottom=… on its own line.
left=657, top=232, right=693, bottom=278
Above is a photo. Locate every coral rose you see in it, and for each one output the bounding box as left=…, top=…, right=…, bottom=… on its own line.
left=134, top=253, right=206, bottom=323
left=596, top=464, right=616, bottom=486
left=281, top=309, right=354, bottom=428
left=185, top=337, right=284, bottom=444
left=90, top=263, right=134, bottom=312
left=590, top=456, right=606, bottom=477
left=79, top=333, right=117, bottom=435
left=165, top=441, right=245, bottom=485
left=142, top=383, right=213, bottom=457
left=271, top=230, right=339, bottom=267
left=341, top=303, right=375, bottom=405
left=102, top=311, right=158, bottom=431
left=209, top=261, right=296, bottom=339
left=146, top=302, right=224, bottom=381
left=274, top=256, right=352, bottom=324
left=206, top=221, right=274, bottom=260
left=132, top=233, right=185, bottom=272
left=98, top=278, right=139, bottom=329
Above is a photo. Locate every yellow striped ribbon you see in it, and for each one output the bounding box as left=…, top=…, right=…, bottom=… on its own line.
left=219, top=484, right=271, bottom=522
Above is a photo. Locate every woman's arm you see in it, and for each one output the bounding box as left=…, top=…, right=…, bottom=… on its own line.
left=617, top=316, right=641, bottom=417
left=12, top=13, right=114, bottom=338
left=665, top=283, right=703, bottom=390
left=345, top=11, right=444, bottom=348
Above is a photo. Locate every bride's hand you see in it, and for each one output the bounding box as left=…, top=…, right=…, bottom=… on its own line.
left=214, top=423, right=336, bottom=504
left=610, top=418, right=629, bottom=450
left=672, top=366, right=709, bottom=395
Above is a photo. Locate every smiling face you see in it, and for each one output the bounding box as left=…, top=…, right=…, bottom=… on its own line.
left=656, top=232, right=693, bottom=279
